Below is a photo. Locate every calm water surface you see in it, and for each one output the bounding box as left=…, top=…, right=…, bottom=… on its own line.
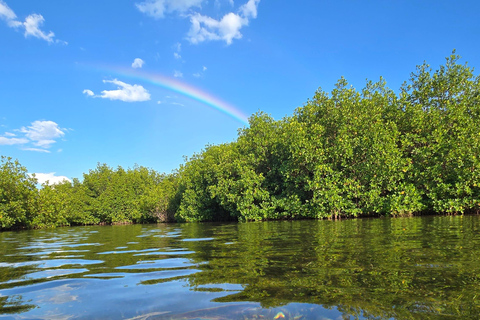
left=1, top=216, right=480, bottom=319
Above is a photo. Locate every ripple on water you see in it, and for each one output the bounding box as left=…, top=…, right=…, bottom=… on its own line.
left=115, top=258, right=197, bottom=270
left=2, top=269, right=89, bottom=285
left=3, top=217, right=479, bottom=319
left=0, top=259, right=103, bottom=269
left=96, top=248, right=159, bottom=255
left=181, top=238, right=214, bottom=242
left=133, top=250, right=194, bottom=256
left=8, top=249, right=89, bottom=257
left=18, top=242, right=103, bottom=250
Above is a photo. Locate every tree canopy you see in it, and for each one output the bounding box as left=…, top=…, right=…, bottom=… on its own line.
left=1, top=53, right=480, bottom=230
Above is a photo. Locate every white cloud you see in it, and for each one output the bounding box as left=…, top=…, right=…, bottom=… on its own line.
left=239, top=0, right=259, bottom=19
left=0, top=1, right=63, bottom=43
left=171, top=102, right=185, bottom=106
left=173, top=52, right=181, bottom=59
left=0, top=136, right=29, bottom=145
left=22, top=147, right=51, bottom=153
left=157, top=101, right=162, bottom=104
left=20, top=120, right=65, bottom=148
left=0, top=0, right=21, bottom=27
left=187, top=12, right=241, bottom=44
left=193, top=73, right=201, bottom=78
left=203, top=66, right=207, bottom=71
left=136, top=0, right=204, bottom=19
left=83, top=89, right=94, bottom=97
left=99, top=79, right=151, bottom=102
left=136, top=0, right=259, bottom=45
left=23, top=14, right=54, bottom=43
left=1, top=120, right=68, bottom=152
left=132, top=58, right=145, bottom=69
left=174, top=70, right=183, bottom=78
left=187, top=0, right=259, bottom=45
left=32, top=172, right=71, bottom=185
left=0, top=0, right=15, bottom=20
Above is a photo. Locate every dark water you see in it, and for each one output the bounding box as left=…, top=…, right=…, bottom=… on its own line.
left=1, top=216, right=480, bottom=319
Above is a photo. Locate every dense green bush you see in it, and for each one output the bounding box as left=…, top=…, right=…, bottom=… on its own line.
left=1, top=53, right=479, bottom=229
left=0, top=159, right=178, bottom=229
left=174, top=53, right=480, bottom=221
left=0, top=156, right=37, bottom=229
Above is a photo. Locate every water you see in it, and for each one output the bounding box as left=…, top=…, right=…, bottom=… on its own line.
left=1, top=216, right=480, bottom=319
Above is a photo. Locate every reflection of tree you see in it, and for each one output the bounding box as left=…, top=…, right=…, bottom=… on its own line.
left=183, top=217, right=480, bottom=319
left=1, top=217, right=480, bottom=319
left=0, top=295, right=36, bottom=314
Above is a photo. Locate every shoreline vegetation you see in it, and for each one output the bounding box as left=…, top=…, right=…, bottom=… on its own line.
left=2, top=53, right=480, bottom=230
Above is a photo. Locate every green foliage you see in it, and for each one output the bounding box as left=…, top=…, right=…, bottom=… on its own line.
left=138, top=172, right=179, bottom=223
left=0, top=156, right=37, bottom=229
left=33, top=183, right=68, bottom=228
left=81, top=164, right=173, bottom=224
left=400, top=53, right=480, bottom=214
left=175, top=52, right=480, bottom=222
left=0, top=160, right=179, bottom=230
left=1, top=52, right=479, bottom=229
left=175, top=144, right=234, bottom=222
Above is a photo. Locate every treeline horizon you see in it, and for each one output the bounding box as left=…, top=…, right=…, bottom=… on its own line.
left=2, top=52, right=480, bottom=230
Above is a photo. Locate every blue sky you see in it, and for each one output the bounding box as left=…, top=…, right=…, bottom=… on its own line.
left=1, top=0, right=479, bottom=184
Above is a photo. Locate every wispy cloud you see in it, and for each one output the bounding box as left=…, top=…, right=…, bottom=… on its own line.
left=0, top=136, right=29, bottom=145
left=173, top=42, right=182, bottom=60
left=214, top=0, right=235, bottom=9
left=136, top=0, right=204, bottom=19
left=22, top=147, right=51, bottom=153
left=0, top=1, right=65, bottom=44
left=174, top=70, right=183, bottom=78
left=132, top=58, right=145, bottom=69
left=193, top=65, right=207, bottom=78
left=84, top=79, right=151, bottom=102
left=0, top=0, right=21, bottom=27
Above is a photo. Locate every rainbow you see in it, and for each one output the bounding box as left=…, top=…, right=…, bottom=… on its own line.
left=92, top=66, right=249, bottom=125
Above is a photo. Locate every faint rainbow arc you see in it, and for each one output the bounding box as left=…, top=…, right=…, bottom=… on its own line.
left=99, top=67, right=250, bottom=125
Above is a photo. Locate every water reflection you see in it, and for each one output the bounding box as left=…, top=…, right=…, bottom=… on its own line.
left=0, top=216, right=479, bottom=319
